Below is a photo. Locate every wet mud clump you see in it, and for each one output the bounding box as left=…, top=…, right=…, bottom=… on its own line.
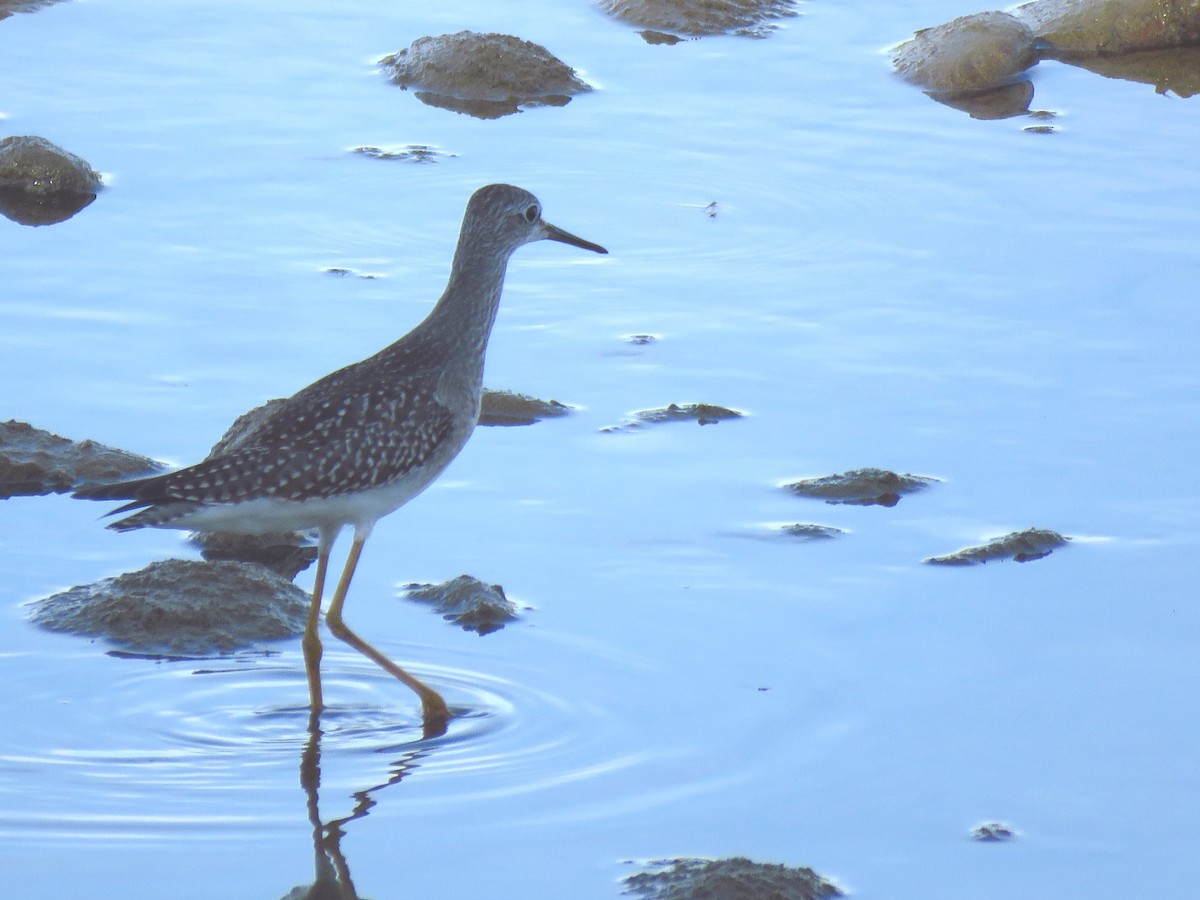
left=784, top=467, right=936, bottom=507
left=603, top=402, right=743, bottom=431
left=29, top=559, right=309, bottom=656
left=0, top=135, right=102, bottom=225
left=0, top=420, right=162, bottom=498
left=479, top=389, right=571, bottom=426
left=925, top=527, right=1068, bottom=564
left=599, top=0, right=799, bottom=39
left=623, top=856, right=842, bottom=900
left=400, top=575, right=518, bottom=635
left=379, top=32, right=592, bottom=119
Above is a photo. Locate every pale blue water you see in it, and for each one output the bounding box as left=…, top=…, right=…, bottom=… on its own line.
left=2, top=0, right=1199, bottom=897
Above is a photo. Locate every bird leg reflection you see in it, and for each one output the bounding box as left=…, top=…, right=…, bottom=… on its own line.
left=300, top=718, right=358, bottom=899
left=323, top=531, right=452, bottom=739
left=297, top=707, right=430, bottom=898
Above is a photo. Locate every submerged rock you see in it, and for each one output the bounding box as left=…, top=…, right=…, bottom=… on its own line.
left=400, top=575, right=518, bottom=635
left=784, top=468, right=936, bottom=507
left=603, top=402, right=743, bottom=431
left=925, top=527, right=1068, bottom=565
left=971, top=821, right=1019, bottom=841
left=379, top=32, right=592, bottom=119
left=892, top=12, right=1038, bottom=95
left=29, top=559, right=309, bottom=656
left=0, top=420, right=162, bottom=498
left=479, top=389, right=571, bottom=426
left=351, top=144, right=455, bottom=163
left=599, top=0, right=799, bottom=38
left=781, top=523, right=844, bottom=540
left=324, top=266, right=379, bottom=279
left=1017, top=0, right=1200, bottom=56
left=623, top=856, right=842, bottom=900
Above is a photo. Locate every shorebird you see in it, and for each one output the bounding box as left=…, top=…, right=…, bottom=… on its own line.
left=74, top=183, right=607, bottom=737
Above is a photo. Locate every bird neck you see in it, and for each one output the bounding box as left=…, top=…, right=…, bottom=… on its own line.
left=426, top=237, right=513, bottom=355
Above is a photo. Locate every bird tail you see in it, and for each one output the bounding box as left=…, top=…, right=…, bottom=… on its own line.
left=72, top=474, right=161, bottom=502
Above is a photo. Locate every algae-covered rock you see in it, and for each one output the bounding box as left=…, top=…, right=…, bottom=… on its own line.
left=599, top=0, right=799, bottom=38
left=892, top=12, right=1038, bottom=94
left=380, top=32, right=592, bottom=119
left=925, top=527, right=1068, bottom=564
left=29, top=559, right=309, bottom=656
left=0, top=420, right=163, bottom=498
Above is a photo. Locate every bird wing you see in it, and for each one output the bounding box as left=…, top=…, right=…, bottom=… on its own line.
left=77, top=359, right=460, bottom=510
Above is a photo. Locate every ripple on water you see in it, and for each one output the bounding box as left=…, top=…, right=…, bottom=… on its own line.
left=0, top=641, right=650, bottom=841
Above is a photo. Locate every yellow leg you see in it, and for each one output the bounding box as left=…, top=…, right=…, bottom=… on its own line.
left=302, top=528, right=338, bottom=717
left=325, top=532, right=452, bottom=738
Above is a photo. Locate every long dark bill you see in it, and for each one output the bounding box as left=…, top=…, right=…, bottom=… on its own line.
left=544, top=221, right=608, bottom=254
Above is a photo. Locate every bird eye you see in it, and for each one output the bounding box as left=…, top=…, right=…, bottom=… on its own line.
left=524, top=204, right=539, bottom=223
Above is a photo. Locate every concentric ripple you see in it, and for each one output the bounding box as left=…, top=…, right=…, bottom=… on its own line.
left=0, top=637, right=652, bottom=841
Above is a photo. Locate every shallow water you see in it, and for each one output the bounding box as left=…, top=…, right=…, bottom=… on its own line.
left=3, top=0, right=1200, bottom=897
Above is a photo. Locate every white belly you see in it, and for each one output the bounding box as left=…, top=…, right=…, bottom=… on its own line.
left=160, top=457, right=454, bottom=536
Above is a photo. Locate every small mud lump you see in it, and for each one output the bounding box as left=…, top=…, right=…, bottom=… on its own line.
left=401, top=575, right=518, bottom=635
left=785, top=467, right=936, bottom=507
left=379, top=32, right=592, bottom=119
left=603, top=403, right=743, bottom=431
left=971, top=821, right=1019, bottom=841
left=925, top=527, right=1068, bottom=565
left=479, top=389, right=571, bottom=426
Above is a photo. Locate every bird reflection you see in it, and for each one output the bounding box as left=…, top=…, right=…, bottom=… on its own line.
left=292, top=709, right=429, bottom=899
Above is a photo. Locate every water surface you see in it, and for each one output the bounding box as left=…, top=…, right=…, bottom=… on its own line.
left=2, top=0, right=1199, bottom=897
